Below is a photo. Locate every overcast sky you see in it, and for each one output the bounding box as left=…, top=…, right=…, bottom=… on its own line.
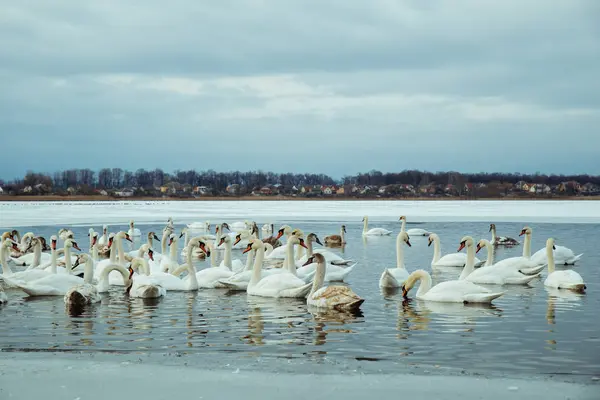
left=1, top=0, right=599, bottom=180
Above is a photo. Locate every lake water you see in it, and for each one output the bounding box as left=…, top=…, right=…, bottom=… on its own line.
left=0, top=201, right=599, bottom=381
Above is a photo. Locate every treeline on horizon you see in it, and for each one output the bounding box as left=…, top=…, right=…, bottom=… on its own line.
left=3, top=168, right=600, bottom=192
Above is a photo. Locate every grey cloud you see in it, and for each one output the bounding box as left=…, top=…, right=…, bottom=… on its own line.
left=1, top=0, right=599, bottom=180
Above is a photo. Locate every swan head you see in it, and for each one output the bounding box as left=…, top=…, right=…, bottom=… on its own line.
left=107, top=232, right=116, bottom=248
left=399, top=216, right=406, bottom=221
left=148, top=231, right=160, bottom=241
left=116, top=231, right=133, bottom=242
left=129, top=220, right=134, bottom=228
left=168, top=233, right=176, bottom=246
left=489, top=223, right=496, bottom=232
left=197, top=240, right=210, bottom=257
left=65, top=238, right=82, bottom=251
left=362, top=216, right=368, bottom=222
left=400, top=270, right=424, bottom=299
left=103, top=225, right=108, bottom=233
left=307, top=233, right=322, bottom=246
left=399, top=231, right=411, bottom=247
left=222, top=223, right=230, bottom=232
left=178, top=228, right=187, bottom=239
left=242, top=238, right=263, bottom=254
left=88, top=228, right=94, bottom=236
left=427, top=233, right=438, bottom=247
left=275, top=225, right=292, bottom=240
left=91, top=232, right=98, bottom=246
left=10, top=229, right=20, bottom=239
left=289, top=235, right=308, bottom=249
left=519, top=226, right=532, bottom=237
left=291, top=228, right=305, bottom=238
left=302, top=253, right=326, bottom=267
left=341, top=225, right=346, bottom=233
left=457, top=236, right=474, bottom=252
left=24, top=237, right=40, bottom=252
left=50, top=235, right=58, bottom=250
left=218, top=235, right=231, bottom=247
left=476, top=239, right=487, bottom=253
left=546, top=238, right=556, bottom=250
left=73, top=253, right=90, bottom=269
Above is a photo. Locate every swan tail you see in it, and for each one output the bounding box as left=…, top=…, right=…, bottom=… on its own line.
left=463, top=291, right=504, bottom=304
left=281, top=282, right=312, bottom=298
left=218, top=280, right=248, bottom=291
left=519, top=265, right=546, bottom=275
left=335, top=298, right=365, bottom=312
left=505, top=274, right=540, bottom=285
left=378, top=269, right=399, bottom=288
left=565, top=254, right=583, bottom=265
left=0, top=276, right=21, bottom=290
left=9, top=258, right=28, bottom=267
left=330, top=260, right=354, bottom=266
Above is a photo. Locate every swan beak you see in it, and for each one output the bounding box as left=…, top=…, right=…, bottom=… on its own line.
left=428, top=240, right=433, bottom=247
left=148, top=250, right=154, bottom=261
left=179, top=232, right=184, bottom=239
left=125, top=234, right=133, bottom=243
left=553, top=245, right=556, bottom=250
left=233, top=235, right=241, bottom=246
left=51, top=240, right=57, bottom=250
left=108, top=238, right=113, bottom=249
left=401, top=286, right=408, bottom=299
left=315, top=237, right=323, bottom=246
left=199, top=242, right=210, bottom=257
left=154, top=234, right=160, bottom=241
left=242, top=244, right=252, bottom=254
left=302, top=257, right=314, bottom=267
left=73, top=257, right=81, bottom=268
left=457, top=242, right=466, bottom=252
left=218, top=237, right=226, bottom=247
left=223, top=224, right=230, bottom=232
left=72, top=242, right=82, bottom=251
left=299, top=239, right=308, bottom=249
left=519, top=230, right=526, bottom=236
left=92, top=236, right=97, bottom=246
left=169, top=237, right=174, bottom=246
left=406, top=239, right=412, bottom=247
left=275, top=229, right=284, bottom=240
left=489, top=225, right=493, bottom=232
left=476, top=244, right=482, bottom=253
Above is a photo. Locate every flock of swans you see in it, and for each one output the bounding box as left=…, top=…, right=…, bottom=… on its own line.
left=0, top=215, right=587, bottom=315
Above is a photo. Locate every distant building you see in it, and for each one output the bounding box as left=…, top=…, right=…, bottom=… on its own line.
left=115, top=188, right=134, bottom=197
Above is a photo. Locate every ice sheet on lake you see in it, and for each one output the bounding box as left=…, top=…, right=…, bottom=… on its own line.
left=1, top=200, right=600, bottom=227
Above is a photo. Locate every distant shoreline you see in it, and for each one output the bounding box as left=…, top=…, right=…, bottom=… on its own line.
left=1, top=195, right=598, bottom=202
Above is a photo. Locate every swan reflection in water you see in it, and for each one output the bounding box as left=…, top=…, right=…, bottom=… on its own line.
left=544, top=287, right=583, bottom=349
left=245, top=296, right=310, bottom=346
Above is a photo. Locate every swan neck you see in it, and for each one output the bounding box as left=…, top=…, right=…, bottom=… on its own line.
left=100, top=263, right=129, bottom=287
left=400, top=219, right=406, bottom=232
left=458, top=244, right=475, bottom=280
left=363, top=218, right=368, bottom=233
left=523, top=233, right=532, bottom=258
left=306, top=240, right=314, bottom=257
left=161, top=233, right=168, bottom=254
left=415, top=271, right=432, bottom=298
left=310, top=261, right=326, bottom=296
left=244, top=249, right=255, bottom=272
left=92, top=242, right=98, bottom=261
left=286, top=240, right=296, bottom=274
left=32, top=242, right=42, bottom=268
left=65, top=245, right=73, bottom=275
left=340, top=227, right=345, bottom=242
left=169, top=238, right=178, bottom=260
left=396, top=234, right=405, bottom=269
left=486, top=242, right=494, bottom=266
left=50, top=246, right=57, bottom=274
left=295, top=243, right=305, bottom=261
left=0, top=245, right=13, bottom=275
left=547, top=244, right=555, bottom=274
left=490, top=227, right=497, bottom=242
left=432, top=237, right=441, bottom=263
left=249, top=245, right=265, bottom=287
left=223, top=240, right=232, bottom=270
left=117, top=238, right=126, bottom=265
left=84, top=259, right=94, bottom=283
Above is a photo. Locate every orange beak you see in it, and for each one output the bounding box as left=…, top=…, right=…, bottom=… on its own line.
left=148, top=251, right=154, bottom=261
left=233, top=235, right=241, bottom=246
left=476, top=244, right=482, bottom=253
left=298, top=239, right=308, bottom=249
left=275, top=229, right=284, bottom=240
left=457, top=242, right=466, bottom=252
left=72, top=242, right=81, bottom=251
left=169, top=237, right=174, bottom=246
left=242, top=244, right=253, bottom=254
left=92, top=236, right=97, bottom=246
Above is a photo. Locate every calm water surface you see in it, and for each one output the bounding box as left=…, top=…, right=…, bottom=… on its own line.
left=1, top=219, right=599, bottom=378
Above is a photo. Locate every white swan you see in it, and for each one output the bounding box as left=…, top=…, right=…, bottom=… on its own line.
left=0, top=238, right=59, bottom=287
left=97, top=231, right=133, bottom=285
left=489, top=224, right=519, bottom=246
left=128, top=220, right=141, bottom=237
left=0, top=239, right=20, bottom=280
left=146, top=239, right=202, bottom=291
left=378, top=231, right=411, bottom=288
left=0, top=287, right=6, bottom=304
left=362, top=216, right=392, bottom=236
left=218, top=235, right=245, bottom=272
left=476, top=238, right=545, bottom=275
left=126, top=258, right=166, bottom=298
left=128, top=231, right=161, bottom=259
left=524, top=226, right=583, bottom=265
left=187, top=220, right=210, bottom=231
left=543, top=238, right=586, bottom=292
left=64, top=254, right=101, bottom=306
left=400, top=216, right=430, bottom=236
left=428, top=233, right=483, bottom=268
left=401, top=269, right=505, bottom=304
left=192, top=241, right=235, bottom=289
left=261, top=223, right=273, bottom=238
left=458, top=236, right=539, bottom=285
left=265, top=225, right=295, bottom=260
left=230, top=220, right=250, bottom=231
left=307, top=254, right=364, bottom=311
left=245, top=238, right=313, bottom=298
left=159, top=233, right=180, bottom=273
left=98, top=225, right=109, bottom=246
left=296, top=233, right=355, bottom=281
left=324, top=225, right=346, bottom=246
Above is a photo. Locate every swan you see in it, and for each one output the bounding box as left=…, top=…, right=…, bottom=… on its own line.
left=400, top=269, right=505, bottom=304
left=217, top=243, right=276, bottom=291
left=261, top=223, right=273, bottom=238
left=95, top=262, right=131, bottom=294
left=378, top=231, right=411, bottom=288
left=218, top=235, right=245, bottom=272
left=428, top=233, right=483, bottom=268
left=9, top=232, right=64, bottom=267
left=489, top=224, right=519, bottom=246
left=126, top=258, right=166, bottom=298
left=543, top=238, right=586, bottom=292
left=58, top=228, right=74, bottom=242
left=146, top=239, right=203, bottom=291
left=8, top=239, right=86, bottom=296
left=87, top=228, right=96, bottom=249
left=458, top=236, right=540, bottom=285
left=128, top=232, right=161, bottom=260
left=128, top=220, right=141, bottom=237
left=0, top=240, right=20, bottom=278
left=296, top=233, right=354, bottom=282
left=362, top=216, right=392, bottom=236
left=98, top=225, right=109, bottom=246
left=307, top=254, right=364, bottom=311
left=0, top=238, right=58, bottom=287
left=187, top=220, right=210, bottom=231
left=524, top=227, right=583, bottom=265
left=244, top=238, right=313, bottom=298
left=0, top=287, right=6, bottom=304
left=400, top=216, right=430, bottom=236
left=1, top=238, right=81, bottom=289
left=97, top=231, right=133, bottom=285
left=179, top=228, right=207, bottom=259
left=230, top=220, right=249, bottom=231
left=159, top=233, right=180, bottom=273
left=476, top=239, right=545, bottom=275
left=63, top=254, right=101, bottom=306
left=324, top=225, right=346, bottom=246
left=188, top=241, right=235, bottom=289
left=266, top=225, right=295, bottom=260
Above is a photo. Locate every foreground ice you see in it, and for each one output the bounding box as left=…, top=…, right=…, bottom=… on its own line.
left=0, top=356, right=596, bottom=400
left=1, top=200, right=600, bottom=228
